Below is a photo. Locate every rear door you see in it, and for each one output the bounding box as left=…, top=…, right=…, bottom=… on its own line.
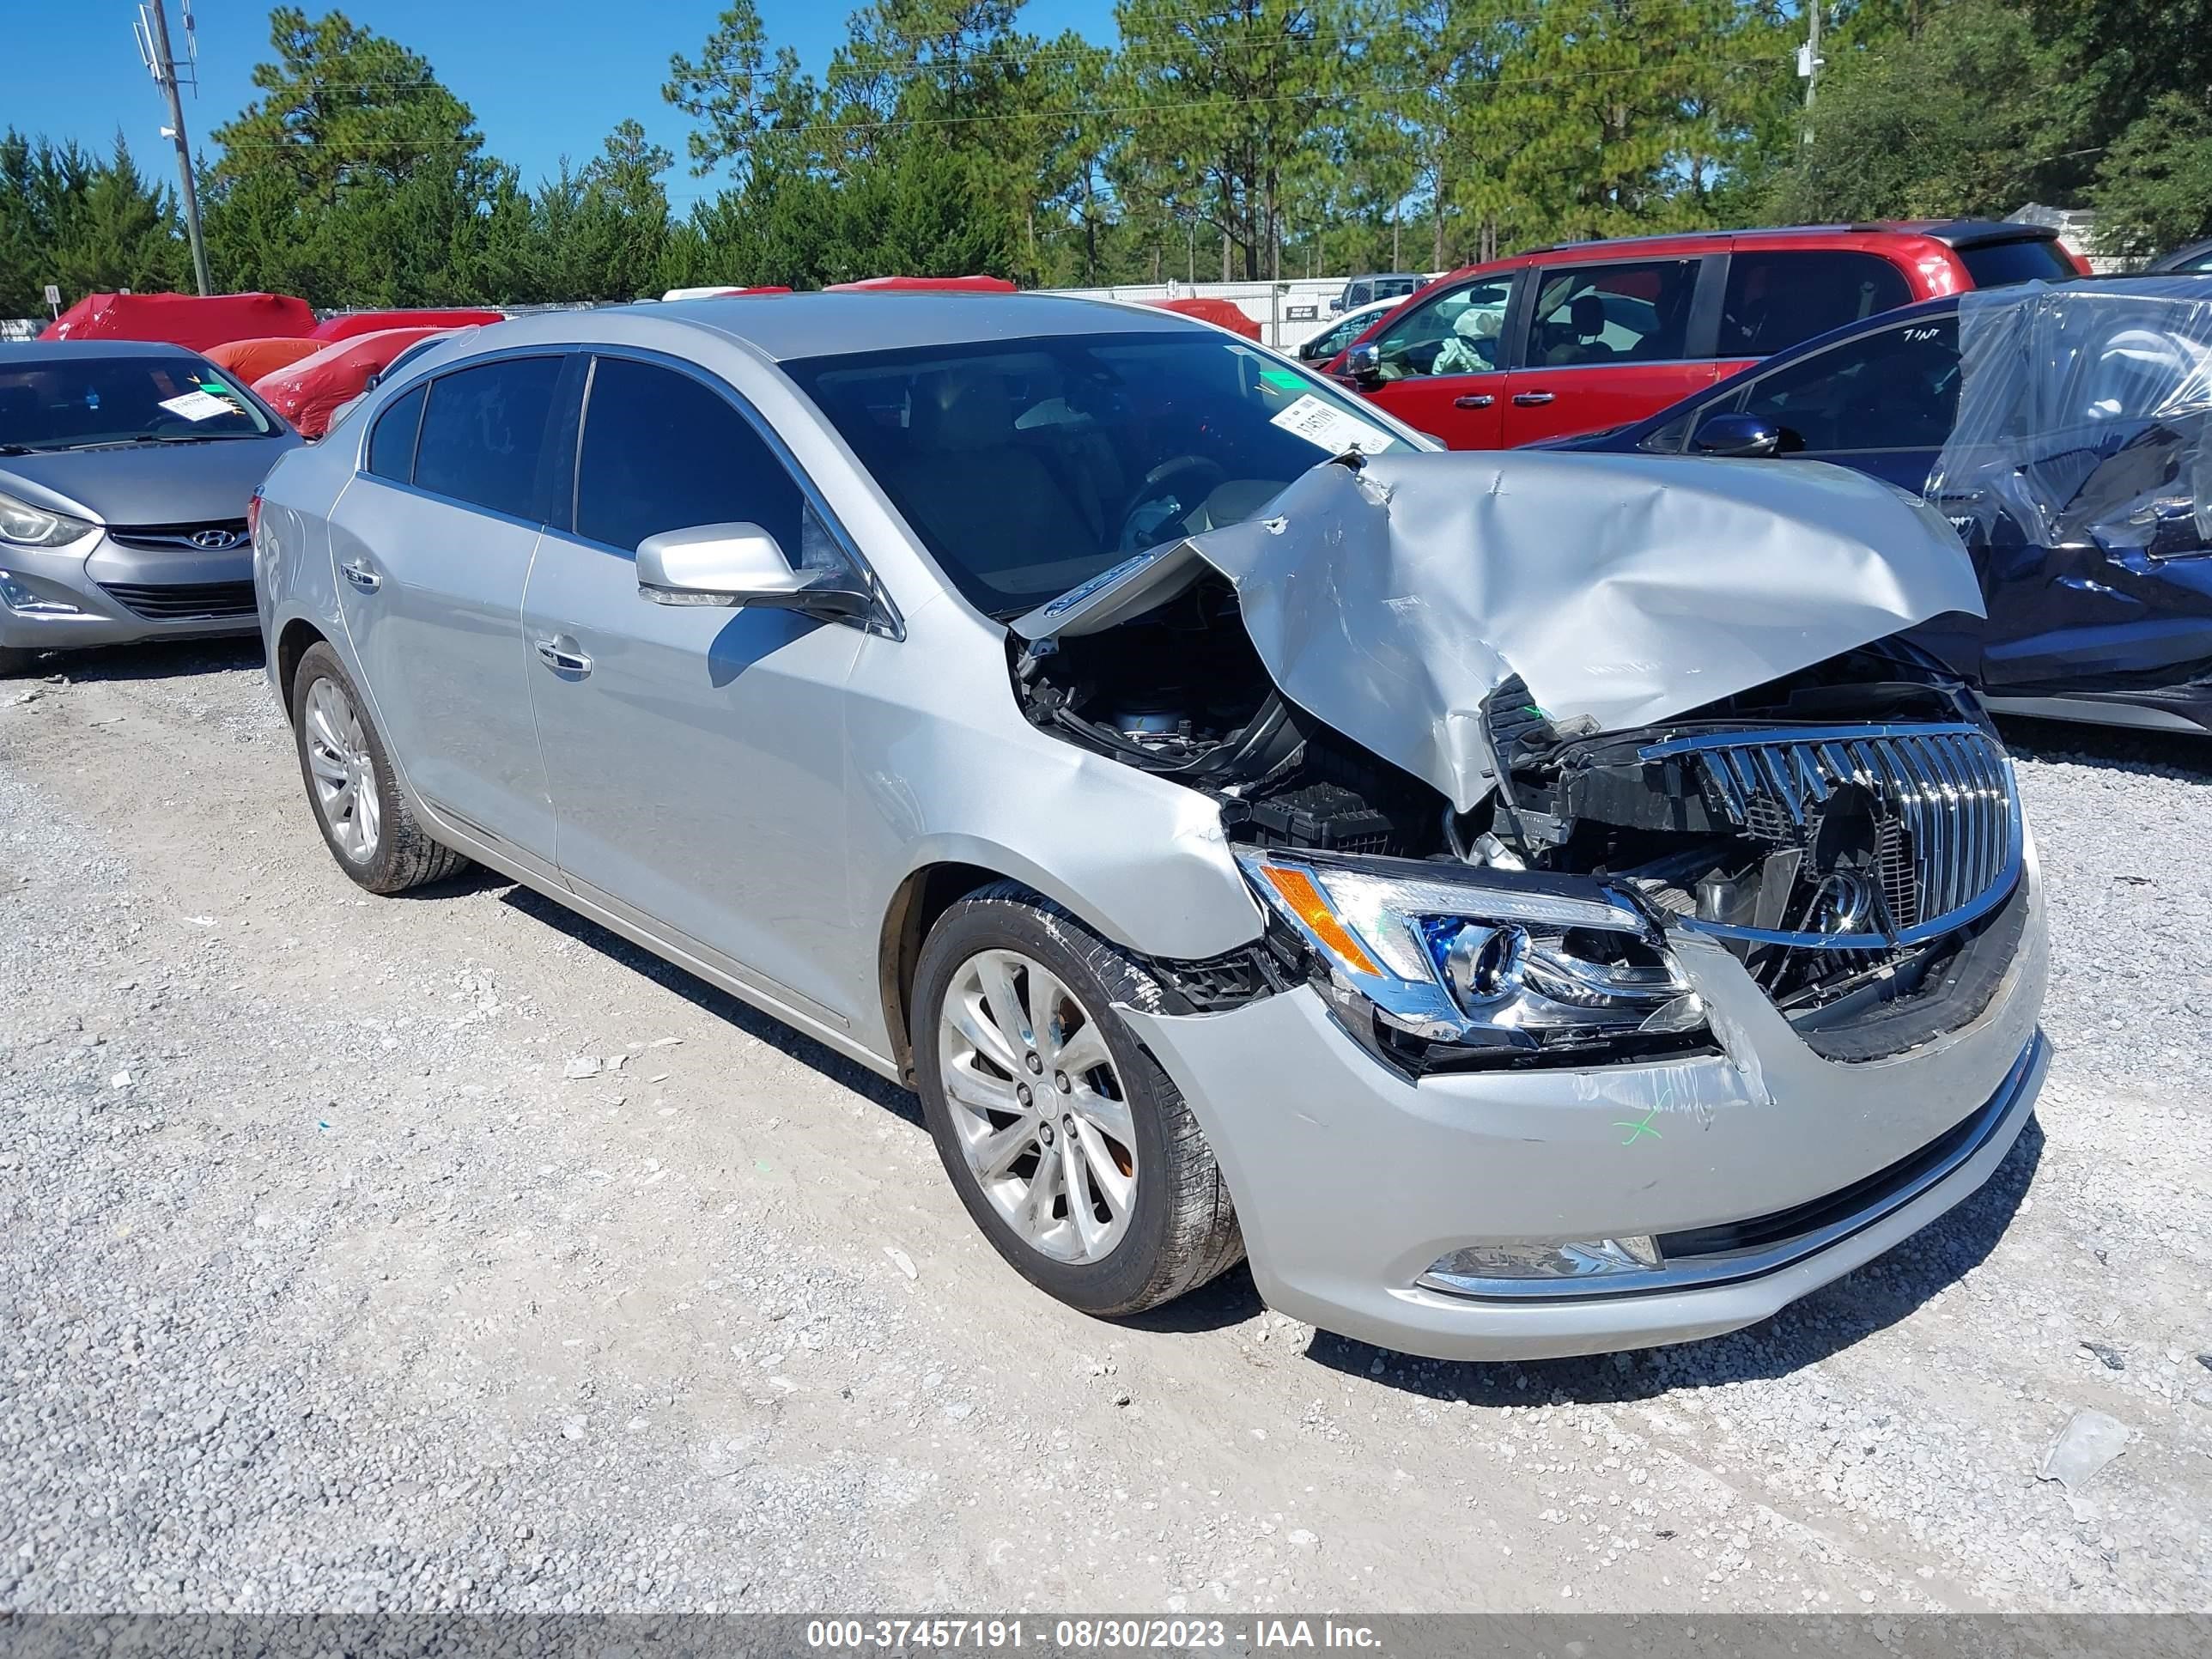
left=520, top=352, right=867, bottom=1025
left=1340, top=273, right=1515, bottom=447
left=1713, top=248, right=1916, bottom=370
left=1502, top=256, right=1718, bottom=445
left=328, top=354, right=569, bottom=869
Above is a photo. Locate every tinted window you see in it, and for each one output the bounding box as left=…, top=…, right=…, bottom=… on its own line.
left=1959, top=237, right=2076, bottom=288
left=1729, top=317, right=1961, bottom=452
left=366, top=384, right=425, bottom=483
left=1530, top=259, right=1699, bottom=367
left=576, top=358, right=806, bottom=555
left=413, top=356, right=562, bottom=520
left=1719, top=251, right=1912, bottom=356
left=0, top=354, right=272, bottom=449
left=1367, top=276, right=1512, bottom=378
left=784, top=331, right=1404, bottom=616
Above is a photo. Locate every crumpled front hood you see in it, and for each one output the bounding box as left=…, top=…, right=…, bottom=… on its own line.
left=1018, top=450, right=1985, bottom=812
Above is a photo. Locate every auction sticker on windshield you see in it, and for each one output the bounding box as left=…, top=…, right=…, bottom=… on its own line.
left=1271, top=393, right=1395, bottom=455
left=158, top=389, right=241, bottom=422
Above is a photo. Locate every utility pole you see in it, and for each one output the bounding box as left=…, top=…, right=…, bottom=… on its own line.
left=137, top=0, right=213, bottom=295
left=1797, top=3, right=1825, bottom=149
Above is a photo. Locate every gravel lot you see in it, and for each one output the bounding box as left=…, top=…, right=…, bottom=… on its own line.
left=2, top=640, right=2209, bottom=1614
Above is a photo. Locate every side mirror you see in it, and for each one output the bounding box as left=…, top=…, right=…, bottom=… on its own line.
left=1327, top=298, right=1344, bottom=314
left=1690, top=411, right=1784, bottom=458
left=362, top=370, right=384, bottom=392
left=636, top=521, right=871, bottom=618
left=1345, top=342, right=1382, bottom=385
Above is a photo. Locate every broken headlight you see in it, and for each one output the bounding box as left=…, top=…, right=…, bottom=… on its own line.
left=1236, top=851, right=1706, bottom=1062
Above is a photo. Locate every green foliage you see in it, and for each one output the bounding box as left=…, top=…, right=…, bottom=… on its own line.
left=13, top=0, right=2212, bottom=316
left=2090, top=95, right=2212, bottom=257
left=1765, top=0, right=2081, bottom=222
left=0, top=133, right=186, bottom=313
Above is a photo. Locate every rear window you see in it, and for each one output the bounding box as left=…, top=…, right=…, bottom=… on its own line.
left=366, top=384, right=425, bottom=483
left=1719, top=251, right=1912, bottom=356
left=1959, top=237, right=2077, bottom=289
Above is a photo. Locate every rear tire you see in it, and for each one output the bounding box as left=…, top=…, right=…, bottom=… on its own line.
left=913, top=884, right=1243, bottom=1317
left=289, top=641, right=468, bottom=894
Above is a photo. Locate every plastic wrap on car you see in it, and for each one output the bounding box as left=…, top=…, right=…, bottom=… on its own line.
left=1930, top=277, right=2212, bottom=556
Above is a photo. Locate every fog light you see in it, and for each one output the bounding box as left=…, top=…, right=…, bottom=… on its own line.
left=0, top=570, right=84, bottom=617
left=1419, top=1236, right=1664, bottom=1297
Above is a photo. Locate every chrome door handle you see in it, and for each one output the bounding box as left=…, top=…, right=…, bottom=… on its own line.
left=339, top=559, right=381, bottom=592
left=1511, top=391, right=1556, bottom=407
left=533, top=636, right=592, bottom=678
left=1452, top=393, right=1495, bottom=410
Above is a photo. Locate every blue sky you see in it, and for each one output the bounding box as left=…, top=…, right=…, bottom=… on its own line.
left=9, top=1, right=1112, bottom=204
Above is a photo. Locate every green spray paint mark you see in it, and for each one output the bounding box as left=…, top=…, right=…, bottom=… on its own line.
left=1613, top=1107, right=1663, bottom=1147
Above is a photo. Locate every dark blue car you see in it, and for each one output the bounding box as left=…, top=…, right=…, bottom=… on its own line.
left=1565, top=280, right=2212, bottom=734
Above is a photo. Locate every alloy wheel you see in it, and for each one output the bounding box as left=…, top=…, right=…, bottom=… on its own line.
left=302, top=677, right=382, bottom=863
left=937, top=948, right=1138, bottom=1263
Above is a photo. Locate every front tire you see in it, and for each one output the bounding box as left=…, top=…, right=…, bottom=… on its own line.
left=0, top=645, right=39, bottom=678
left=912, top=884, right=1243, bottom=1316
left=289, top=641, right=467, bottom=894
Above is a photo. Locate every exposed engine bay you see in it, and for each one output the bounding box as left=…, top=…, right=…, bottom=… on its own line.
left=1013, top=569, right=2026, bottom=1070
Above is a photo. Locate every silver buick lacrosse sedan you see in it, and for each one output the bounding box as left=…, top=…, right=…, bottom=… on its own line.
left=252, top=294, right=2049, bottom=1361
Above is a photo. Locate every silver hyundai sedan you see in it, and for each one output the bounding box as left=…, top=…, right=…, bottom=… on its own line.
left=2, top=341, right=299, bottom=675
left=253, top=295, right=2050, bottom=1361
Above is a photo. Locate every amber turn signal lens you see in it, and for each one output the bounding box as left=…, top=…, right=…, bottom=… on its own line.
left=1256, top=863, right=1384, bottom=978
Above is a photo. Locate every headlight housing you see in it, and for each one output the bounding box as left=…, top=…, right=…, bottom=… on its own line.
left=1237, top=850, right=1708, bottom=1067
left=0, top=489, right=95, bottom=549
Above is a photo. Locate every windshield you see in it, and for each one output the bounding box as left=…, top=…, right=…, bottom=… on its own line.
left=782, top=331, right=1407, bottom=617
left=0, top=356, right=275, bottom=451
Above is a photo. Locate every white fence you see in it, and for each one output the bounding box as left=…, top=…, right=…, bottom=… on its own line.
left=1038, top=277, right=1355, bottom=349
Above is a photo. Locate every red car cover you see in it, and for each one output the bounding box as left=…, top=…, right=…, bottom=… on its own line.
left=40, top=291, right=315, bottom=349
left=825, top=275, right=1018, bottom=293
left=252, top=327, right=447, bottom=440
left=1144, top=296, right=1262, bottom=339
left=204, top=336, right=324, bottom=383
left=307, top=307, right=505, bottom=343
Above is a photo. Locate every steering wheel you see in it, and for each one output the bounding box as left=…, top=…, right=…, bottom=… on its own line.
left=1116, top=453, right=1228, bottom=551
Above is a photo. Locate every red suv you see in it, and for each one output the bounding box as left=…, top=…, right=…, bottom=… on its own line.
left=1329, top=222, right=2089, bottom=448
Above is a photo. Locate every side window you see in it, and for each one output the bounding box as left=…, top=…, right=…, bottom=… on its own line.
left=1367, top=276, right=1512, bottom=380
left=1724, top=317, right=1962, bottom=453
left=1529, top=259, right=1699, bottom=368
left=1346, top=282, right=1370, bottom=309
left=1719, top=251, right=1912, bottom=357
left=366, top=383, right=425, bottom=483
left=576, top=357, right=809, bottom=558
left=412, top=356, right=563, bottom=521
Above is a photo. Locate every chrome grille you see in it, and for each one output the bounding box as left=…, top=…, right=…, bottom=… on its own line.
left=1638, top=724, right=2021, bottom=947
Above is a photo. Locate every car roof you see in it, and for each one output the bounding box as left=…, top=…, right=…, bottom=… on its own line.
left=638, top=291, right=1200, bottom=362
left=2145, top=237, right=2212, bottom=274
left=1518, top=220, right=2061, bottom=259
left=2, top=339, right=205, bottom=362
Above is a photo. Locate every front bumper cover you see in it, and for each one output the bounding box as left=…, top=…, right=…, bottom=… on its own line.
left=1116, top=854, right=2049, bottom=1363
left=0, top=530, right=258, bottom=653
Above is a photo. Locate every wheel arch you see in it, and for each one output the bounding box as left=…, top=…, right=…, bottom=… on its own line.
left=274, top=616, right=330, bottom=717
left=874, top=835, right=1245, bottom=1085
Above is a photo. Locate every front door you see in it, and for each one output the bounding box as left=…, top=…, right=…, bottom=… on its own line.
left=329, top=354, right=569, bottom=866
left=520, top=354, right=868, bottom=1028
left=1341, top=275, right=1513, bottom=447
left=1503, top=258, right=1719, bottom=445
